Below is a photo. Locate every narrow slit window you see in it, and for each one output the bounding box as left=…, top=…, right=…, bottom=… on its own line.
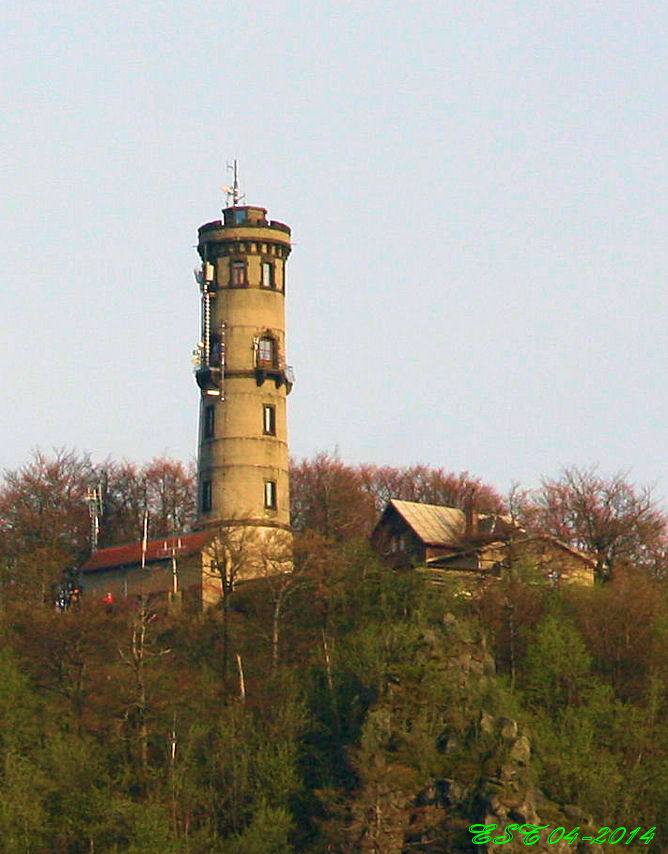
left=264, top=480, right=277, bottom=510
left=202, top=480, right=212, bottom=513
left=263, top=404, right=276, bottom=435
left=204, top=405, right=215, bottom=439
left=261, top=261, right=274, bottom=289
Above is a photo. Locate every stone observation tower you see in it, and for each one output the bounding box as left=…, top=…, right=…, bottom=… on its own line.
left=193, top=178, right=293, bottom=550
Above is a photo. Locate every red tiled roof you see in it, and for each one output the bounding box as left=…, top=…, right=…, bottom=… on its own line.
left=80, top=531, right=213, bottom=573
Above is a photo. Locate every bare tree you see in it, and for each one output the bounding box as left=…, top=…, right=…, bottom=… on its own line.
left=290, top=453, right=376, bottom=539
left=204, top=524, right=268, bottom=680
left=290, top=455, right=506, bottom=542
left=205, top=524, right=303, bottom=676
left=118, top=597, right=171, bottom=777
left=292, top=530, right=346, bottom=719
left=254, top=529, right=300, bottom=670
left=358, top=462, right=506, bottom=515
left=100, top=456, right=196, bottom=547
left=524, top=466, right=668, bottom=580
left=0, top=449, right=94, bottom=605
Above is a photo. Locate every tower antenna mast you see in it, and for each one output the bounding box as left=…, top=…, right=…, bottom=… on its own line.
left=86, top=484, right=104, bottom=554
left=221, top=160, right=245, bottom=207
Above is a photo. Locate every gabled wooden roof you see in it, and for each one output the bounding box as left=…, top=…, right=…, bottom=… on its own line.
left=384, top=499, right=467, bottom=546
left=376, top=499, right=518, bottom=548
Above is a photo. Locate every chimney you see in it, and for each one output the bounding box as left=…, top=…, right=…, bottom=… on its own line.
left=464, top=489, right=478, bottom=540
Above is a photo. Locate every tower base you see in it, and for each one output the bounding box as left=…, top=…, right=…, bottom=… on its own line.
left=202, top=523, right=293, bottom=591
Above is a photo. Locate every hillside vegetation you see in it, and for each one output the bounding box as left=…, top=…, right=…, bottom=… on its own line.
left=0, top=451, right=666, bottom=852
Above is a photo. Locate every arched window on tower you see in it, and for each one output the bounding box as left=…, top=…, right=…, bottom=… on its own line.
left=230, top=259, right=247, bottom=287
left=257, top=335, right=277, bottom=369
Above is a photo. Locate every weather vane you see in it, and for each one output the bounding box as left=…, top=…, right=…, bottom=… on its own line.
left=221, top=159, right=245, bottom=207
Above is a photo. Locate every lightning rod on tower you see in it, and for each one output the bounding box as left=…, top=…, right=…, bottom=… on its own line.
left=221, top=159, right=245, bottom=207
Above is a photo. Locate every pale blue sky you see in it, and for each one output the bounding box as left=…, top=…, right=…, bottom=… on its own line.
left=2, top=1, right=667, bottom=499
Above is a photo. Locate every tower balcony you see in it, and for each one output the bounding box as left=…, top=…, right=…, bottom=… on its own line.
left=195, top=366, right=221, bottom=394
left=254, top=359, right=295, bottom=393
left=195, top=361, right=294, bottom=395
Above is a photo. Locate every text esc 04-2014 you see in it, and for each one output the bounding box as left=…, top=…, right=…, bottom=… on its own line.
left=468, top=823, right=656, bottom=846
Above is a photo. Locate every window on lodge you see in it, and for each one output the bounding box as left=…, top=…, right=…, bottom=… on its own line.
left=203, top=405, right=215, bottom=439
left=261, top=260, right=275, bottom=289
left=390, top=534, right=406, bottom=554
left=263, top=404, right=276, bottom=435
left=257, top=336, right=277, bottom=368
left=202, top=480, right=212, bottom=513
left=230, top=260, right=246, bottom=287
left=264, top=480, right=277, bottom=510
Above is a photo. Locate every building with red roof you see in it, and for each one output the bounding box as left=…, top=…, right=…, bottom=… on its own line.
left=79, top=531, right=223, bottom=608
